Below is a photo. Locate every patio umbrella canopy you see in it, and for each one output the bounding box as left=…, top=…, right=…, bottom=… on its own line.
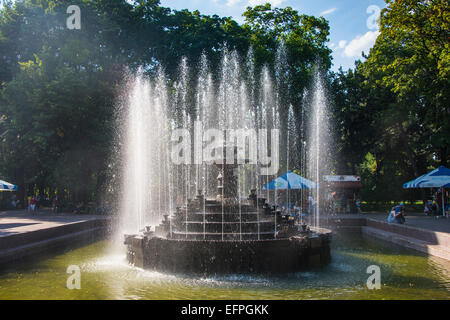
left=403, top=166, right=450, bottom=216
left=0, top=179, right=18, bottom=191
left=403, top=166, right=450, bottom=188
left=263, top=171, right=316, bottom=190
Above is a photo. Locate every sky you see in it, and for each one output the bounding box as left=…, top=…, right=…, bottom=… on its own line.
left=159, top=0, right=387, bottom=71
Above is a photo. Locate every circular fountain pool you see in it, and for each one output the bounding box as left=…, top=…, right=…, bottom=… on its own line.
left=1, top=233, right=448, bottom=300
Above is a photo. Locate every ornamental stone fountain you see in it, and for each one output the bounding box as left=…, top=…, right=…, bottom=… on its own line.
left=124, top=147, right=331, bottom=275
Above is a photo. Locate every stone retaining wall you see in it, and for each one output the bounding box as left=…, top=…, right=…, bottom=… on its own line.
left=0, top=218, right=110, bottom=266
left=321, top=216, right=450, bottom=261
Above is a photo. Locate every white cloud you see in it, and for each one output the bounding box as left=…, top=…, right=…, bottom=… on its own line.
left=343, top=30, right=380, bottom=58
left=320, top=8, right=337, bottom=16
left=226, top=0, right=242, bottom=6
left=224, top=0, right=285, bottom=9
left=248, top=0, right=285, bottom=6
left=338, top=40, right=347, bottom=49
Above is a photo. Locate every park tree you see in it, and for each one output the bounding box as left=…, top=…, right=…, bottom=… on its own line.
left=243, top=4, right=332, bottom=171
left=154, top=9, right=250, bottom=79
left=243, top=3, right=331, bottom=101
left=0, top=1, right=251, bottom=205
left=2, top=0, right=446, bottom=209
left=0, top=0, right=137, bottom=204
left=361, top=0, right=450, bottom=169
left=331, top=0, right=449, bottom=203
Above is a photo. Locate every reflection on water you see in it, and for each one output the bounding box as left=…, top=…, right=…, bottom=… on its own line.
left=0, top=233, right=449, bottom=300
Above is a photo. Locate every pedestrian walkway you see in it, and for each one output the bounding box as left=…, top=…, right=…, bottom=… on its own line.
left=359, top=212, right=450, bottom=233
left=0, top=209, right=109, bottom=237
left=321, top=212, right=450, bottom=261
left=0, top=209, right=111, bottom=266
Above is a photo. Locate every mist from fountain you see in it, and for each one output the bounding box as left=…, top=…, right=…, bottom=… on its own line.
left=117, top=45, right=330, bottom=239
left=307, top=70, right=331, bottom=228
left=119, top=71, right=170, bottom=235
left=286, top=104, right=296, bottom=208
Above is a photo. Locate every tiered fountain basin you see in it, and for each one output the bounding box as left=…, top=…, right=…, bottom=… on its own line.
left=125, top=227, right=331, bottom=274
left=124, top=156, right=332, bottom=274
left=124, top=191, right=331, bottom=274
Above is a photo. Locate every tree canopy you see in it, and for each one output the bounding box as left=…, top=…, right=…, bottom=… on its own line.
left=331, top=0, right=449, bottom=203
left=0, top=0, right=448, bottom=208
left=0, top=0, right=332, bottom=206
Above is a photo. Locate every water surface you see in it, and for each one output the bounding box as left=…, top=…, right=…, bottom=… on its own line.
left=0, top=233, right=449, bottom=300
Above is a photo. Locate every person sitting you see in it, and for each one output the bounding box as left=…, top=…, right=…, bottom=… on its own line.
left=73, top=201, right=85, bottom=214
left=424, top=200, right=435, bottom=216
left=388, top=203, right=406, bottom=224
left=10, top=195, right=19, bottom=209
left=424, top=203, right=431, bottom=215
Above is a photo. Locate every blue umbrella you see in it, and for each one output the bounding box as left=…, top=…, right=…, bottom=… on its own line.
left=0, top=179, right=18, bottom=191
left=403, top=166, right=450, bottom=188
left=403, top=166, right=450, bottom=216
left=263, top=171, right=316, bottom=190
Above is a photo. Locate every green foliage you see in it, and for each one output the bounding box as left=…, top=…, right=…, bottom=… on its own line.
left=0, top=0, right=333, bottom=206
left=243, top=4, right=331, bottom=102
left=243, top=4, right=331, bottom=65
left=1, top=0, right=446, bottom=208
left=0, top=0, right=133, bottom=203
left=362, top=0, right=449, bottom=166
left=331, top=0, right=449, bottom=203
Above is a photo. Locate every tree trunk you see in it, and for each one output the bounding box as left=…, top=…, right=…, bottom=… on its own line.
left=15, top=166, right=26, bottom=209
left=440, top=147, right=448, bottom=167
left=398, top=124, right=425, bottom=204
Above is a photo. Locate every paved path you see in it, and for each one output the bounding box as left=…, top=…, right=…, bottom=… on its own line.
left=0, top=209, right=111, bottom=237
left=0, top=209, right=111, bottom=265
left=325, top=212, right=450, bottom=234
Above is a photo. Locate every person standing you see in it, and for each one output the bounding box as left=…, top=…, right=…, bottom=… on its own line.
left=36, top=194, right=41, bottom=212
left=340, top=194, right=347, bottom=214
left=293, top=201, right=300, bottom=223
left=52, top=196, right=58, bottom=213
left=355, top=198, right=362, bottom=214
left=308, top=195, right=315, bottom=216
left=436, top=189, right=442, bottom=213
left=28, top=196, right=36, bottom=213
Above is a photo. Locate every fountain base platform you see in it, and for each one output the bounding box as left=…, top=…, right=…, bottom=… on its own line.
left=124, top=228, right=331, bottom=274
